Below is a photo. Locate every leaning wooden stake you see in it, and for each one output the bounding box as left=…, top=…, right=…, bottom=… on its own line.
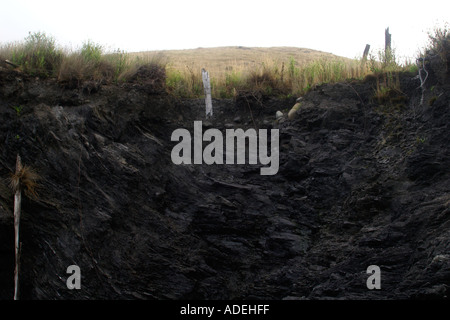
left=362, top=44, right=370, bottom=62
left=5, top=60, right=20, bottom=68
left=13, top=154, right=22, bottom=300
left=361, top=44, right=370, bottom=71
left=9, top=155, right=39, bottom=300
left=202, top=68, right=213, bottom=117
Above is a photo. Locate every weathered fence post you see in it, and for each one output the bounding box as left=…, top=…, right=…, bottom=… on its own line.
left=385, top=27, right=392, bottom=64
left=362, top=44, right=370, bottom=62
left=385, top=27, right=391, bottom=52
left=202, top=68, right=213, bottom=117
left=13, top=154, right=22, bottom=300
left=9, top=155, right=39, bottom=300
left=361, top=44, right=370, bottom=71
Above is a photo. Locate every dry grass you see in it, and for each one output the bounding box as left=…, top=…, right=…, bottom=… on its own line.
left=58, top=52, right=114, bottom=87
left=9, top=165, right=40, bottom=199
left=132, top=46, right=368, bottom=98
left=1, top=32, right=421, bottom=100
left=0, top=32, right=371, bottom=98
left=138, top=46, right=337, bottom=71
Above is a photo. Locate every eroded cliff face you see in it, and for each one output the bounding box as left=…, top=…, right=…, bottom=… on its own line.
left=0, top=55, right=449, bottom=300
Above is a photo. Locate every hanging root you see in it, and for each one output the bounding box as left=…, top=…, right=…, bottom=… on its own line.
left=416, top=56, right=428, bottom=106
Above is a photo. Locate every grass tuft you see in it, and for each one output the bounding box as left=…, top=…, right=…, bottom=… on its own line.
left=9, top=165, right=40, bottom=199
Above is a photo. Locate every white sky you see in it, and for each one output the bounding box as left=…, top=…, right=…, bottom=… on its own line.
left=0, top=0, right=448, bottom=59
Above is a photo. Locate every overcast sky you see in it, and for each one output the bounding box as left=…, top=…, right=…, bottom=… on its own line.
left=1, top=0, right=448, bottom=59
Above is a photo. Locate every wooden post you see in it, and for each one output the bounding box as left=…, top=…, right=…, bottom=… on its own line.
left=13, top=154, right=22, bottom=300
left=361, top=44, right=370, bottom=71
left=362, top=44, right=370, bottom=62
left=385, top=27, right=391, bottom=52
left=202, top=68, right=213, bottom=117
left=385, top=27, right=392, bottom=64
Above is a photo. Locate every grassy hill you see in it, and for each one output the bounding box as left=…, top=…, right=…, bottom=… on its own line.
left=131, top=46, right=362, bottom=97
left=2, top=32, right=416, bottom=99
left=135, top=46, right=342, bottom=72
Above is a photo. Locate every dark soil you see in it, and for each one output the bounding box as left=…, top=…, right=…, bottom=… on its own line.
left=0, top=53, right=449, bottom=300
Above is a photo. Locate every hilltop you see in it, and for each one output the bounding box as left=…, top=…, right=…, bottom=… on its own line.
left=132, top=46, right=358, bottom=97
left=135, top=46, right=344, bottom=70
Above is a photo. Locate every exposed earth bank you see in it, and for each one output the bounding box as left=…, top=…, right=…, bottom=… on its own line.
left=0, top=53, right=449, bottom=299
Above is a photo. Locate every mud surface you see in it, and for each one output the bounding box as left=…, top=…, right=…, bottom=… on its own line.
left=0, top=54, right=449, bottom=299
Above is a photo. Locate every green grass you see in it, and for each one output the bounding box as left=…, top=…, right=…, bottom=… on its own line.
left=5, top=30, right=443, bottom=100
left=8, top=32, right=63, bottom=77
left=0, top=32, right=371, bottom=98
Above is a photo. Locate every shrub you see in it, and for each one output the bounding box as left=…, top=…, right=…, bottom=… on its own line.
left=425, top=23, right=450, bottom=68
left=11, top=31, right=63, bottom=77
left=80, top=40, right=103, bottom=64
left=104, top=49, right=130, bottom=82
